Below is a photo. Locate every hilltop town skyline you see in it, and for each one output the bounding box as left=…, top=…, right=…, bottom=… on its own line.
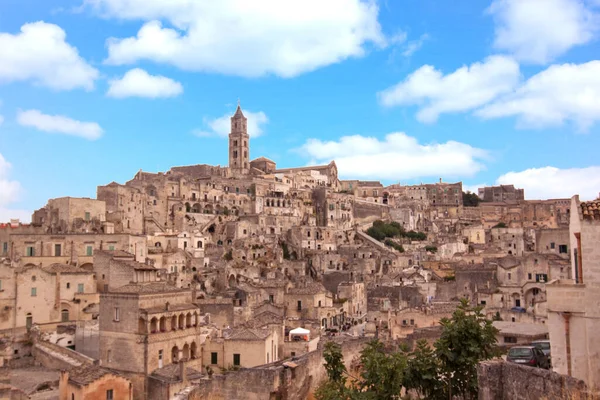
left=2, top=0, right=600, bottom=222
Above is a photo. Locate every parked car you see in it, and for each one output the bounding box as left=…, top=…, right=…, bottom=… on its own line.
left=507, top=345, right=550, bottom=369
left=532, top=340, right=552, bottom=367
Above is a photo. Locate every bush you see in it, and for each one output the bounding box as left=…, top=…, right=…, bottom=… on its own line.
left=223, top=249, right=233, bottom=261
left=492, top=222, right=507, bottom=228
left=366, top=220, right=426, bottom=242
left=425, top=245, right=438, bottom=253
left=384, top=239, right=405, bottom=252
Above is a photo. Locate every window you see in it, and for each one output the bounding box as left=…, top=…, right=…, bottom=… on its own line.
left=410, top=319, right=415, bottom=325
left=66, top=282, right=71, bottom=289
left=85, top=212, right=91, bottom=221
left=211, top=352, right=218, bottom=364
left=77, top=283, right=84, bottom=293
left=550, top=242, right=555, bottom=249
left=536, top=274, right=548, bottom=283
left=504, top=336, right=517, bottom=344
left=106, top=389, right=114, bottom=400
left=2, top=242, right=7, bottom=253
left=233, top=354, right=240, bottom=366
left=108, top=245, right=115, bottom=251
left=559, top=245, right=568, bottom=254
left=269, top=295, right=274, bottom=303
left=507, top=273, right=511, bottom=280
left=114, top=307, right=120, bottom=322
left=54, top=244, right=61, bottom=256
left=31, top=288, right=37, bottom=297
left=26, top=246, right=35, bottom=256
left=528, top=273, right=532, bottom=280
left=318, top=300, right=322, bottom=307
left=61, top=309, right=69, bottom=322
left=480, top=300, right=487, bottom=305
left=86, top=246, right=93, bottom=256
left=297, top=300, right=302, bottom=311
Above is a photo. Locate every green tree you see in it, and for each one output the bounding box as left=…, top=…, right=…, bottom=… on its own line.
left=315, top=342, right=350, bottom=400
left=435, top=299, right=499, bottom=399
left=404, top=339, right=444, bottom=400
left=462, top=191, right=481, bottom=207
left=357, top=340, right=407, bottom=400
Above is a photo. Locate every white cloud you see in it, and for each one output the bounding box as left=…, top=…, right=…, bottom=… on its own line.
left=488, top=0, right=598, bottom=64
left=402, top=34, right=429, bottom=57
left=194, top=109, right=268, bottom=139
left=17, top=109, right=103, bottom=140
left=107, top=68, right=183, bottom=98
left=0, top=21, right=98, bottom=90
left=89, top=0, right=385, bottom=77
left=477, top=60, right=600, bottom=130
left=378, top=56, right=520, bottom=123
left=463, top=183, right=487, bottom=195
left=496, top=166, right=600, bottom=200
left=298, top=133, right=488, bottom=180
left=0, top=115, right=4, bottom=126
left=0, top=153, right=22, bottom=207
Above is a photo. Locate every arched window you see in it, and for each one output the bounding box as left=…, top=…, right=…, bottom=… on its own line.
left=61, top=309, right=69, bottom=322
left=150, top=318, right=158, bottom=333
left=159, top=317, right=166, bottom=332
left=182, top=343, right=190, bottom=360
left=26, top=313, right=33, bottom=329
left=171, top=315, right=177, bottom=331
left=172, top=346, right=179, bottom=363
left=191, top=342, right=198, bottom=359
left=197, top=241, right=202, bottom=248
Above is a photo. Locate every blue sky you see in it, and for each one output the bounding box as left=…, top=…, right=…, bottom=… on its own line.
left=1, top=0, right=600, bottom=221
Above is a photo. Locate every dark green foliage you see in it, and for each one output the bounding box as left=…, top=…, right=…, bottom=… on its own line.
left=492, top=222, right=507, bottom=228
left=404, top=340, right=444, bottom=399
left=223, top=249, right=233, bottom=261
left=384, top=239, right=405, bottom=252
left=223, top=207, right=230, bottom=216
left=316, top=299, right=499, bottom=400
left=366, top=220, right=426, bottom=242
left=493, top=311, right=502, bottom=321
left=443, top=274, right=456, bottom=281
left=357, top=340, right=407, bottom=400
left=425, top=245, right=438, bottom=253
left=435, top=299, right=500, bottom=399
left=463, top=191, right=481, bottom=207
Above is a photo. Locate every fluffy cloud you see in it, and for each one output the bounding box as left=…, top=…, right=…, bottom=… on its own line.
left=89, top=0, right=385, bottom=77
left=477, top=60, right=600, bottom=130
left=496, top=166, right=600, bottom=200
left=488, top=0, right=598, bottom=64
left=298, top=133, right=488, bottom=180
left=194, top=110, right=268, bottom=138
left=0, top=21, right=98, bottom=90
left=17, top=110, right=103, bottom=140
left=107, top=68, right=183, bottom=98
left=378, top=56, right=520, bottom=123
left=0, top=154, right=22, bottom=207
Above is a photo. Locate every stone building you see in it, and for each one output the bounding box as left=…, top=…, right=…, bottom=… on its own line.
left=32, top=197, right=108, bottom=234
left=59, top=364, right=133, bottom=400
left=478, top=185, right=524, bottom=203
left=99, top=282, right=204, bottom=400
left=547, top=195, right=600, bottom=390
left=228, top=105, right=250, bottom=176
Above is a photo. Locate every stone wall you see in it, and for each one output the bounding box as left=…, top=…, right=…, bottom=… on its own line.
left=185, top=338, right=368, bottom=400
left=477, top=360, right=597, bottom=400
left=33, top=340, right=94, bottom=371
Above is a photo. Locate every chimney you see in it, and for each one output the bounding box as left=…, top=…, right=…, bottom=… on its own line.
left=179, top=359, right=187, bottom=382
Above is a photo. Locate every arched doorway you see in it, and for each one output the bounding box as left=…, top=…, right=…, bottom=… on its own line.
left=61, top=309, right=69, bottom=322
left=172, top=346, right=179, bottom=363
left=26, top=313, right=33, bottom=329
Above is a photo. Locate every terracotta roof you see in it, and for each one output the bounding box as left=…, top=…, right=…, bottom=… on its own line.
left=151, top=363, right=203, bottom=380
left=102, top=249, right=135, bottom=258
left=112, top=282, right=187, bottom=294
left=288, top=281, right=327, bottom=295
left=68, top=365, right=121, bottom=386
left=44, top=263, right=93, bottom=274
left=244, top=311, right=283, bottom=328
left=225, top=327, right=271, bottom=341
left=581, top=200, right=600, bottom=220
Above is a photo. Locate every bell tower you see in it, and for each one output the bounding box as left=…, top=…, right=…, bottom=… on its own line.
left=228, top=102, right=250, bottom=175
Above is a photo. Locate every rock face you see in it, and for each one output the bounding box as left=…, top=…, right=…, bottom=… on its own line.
left=477, top=360, right=595, bottom=400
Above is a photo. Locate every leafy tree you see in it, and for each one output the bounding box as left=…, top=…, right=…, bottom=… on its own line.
left=223, top=249, right=233, bottom=261
left=315, top=342, right=350, bottom=400
left=425, top=245, right=438, bottom=253
left=492, top=222, right=507, bottom=228
left=462, top=191, right=481, bottom=207
left=384, top=239, right=405, bottom=252
left=357, top=340, right=407, bottom=400
left=434, top=299, right=499, bottom=399
left=404, top=340, right=444, bottom=400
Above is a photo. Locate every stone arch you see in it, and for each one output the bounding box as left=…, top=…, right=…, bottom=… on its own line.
left=193, top=312, right=199, bottom=326
left=150, top=317, right=158, bottom=333
left=182, top=343, right=190, bottom=360
left=185, top=202, right=191, bottom=212
left=172, top=346, right=179, bottom=363
left=79, top=263, right=94, bottom=271
left=61, top=308, right=70, bottom=322
left=178, top=314, right=185, bottom=329
left=191, top=342, right=198, bottom=359
left=186, top=313, right=192, bottom=327
left=197, top=240, right=203, bottom=248
left=159, top=316, right=166, bottom=332
left=228, top=274, right=237, bottom=288
left=154, top=242, right=162, bottom=248
left=171, top=315, right=178, bottom=331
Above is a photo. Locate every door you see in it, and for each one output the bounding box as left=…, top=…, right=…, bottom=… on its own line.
left=26, top=314, right=33, bottom=329
left=515, top=299, right=521, bottom=307
left=158, top=350, right=163, bottom=368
